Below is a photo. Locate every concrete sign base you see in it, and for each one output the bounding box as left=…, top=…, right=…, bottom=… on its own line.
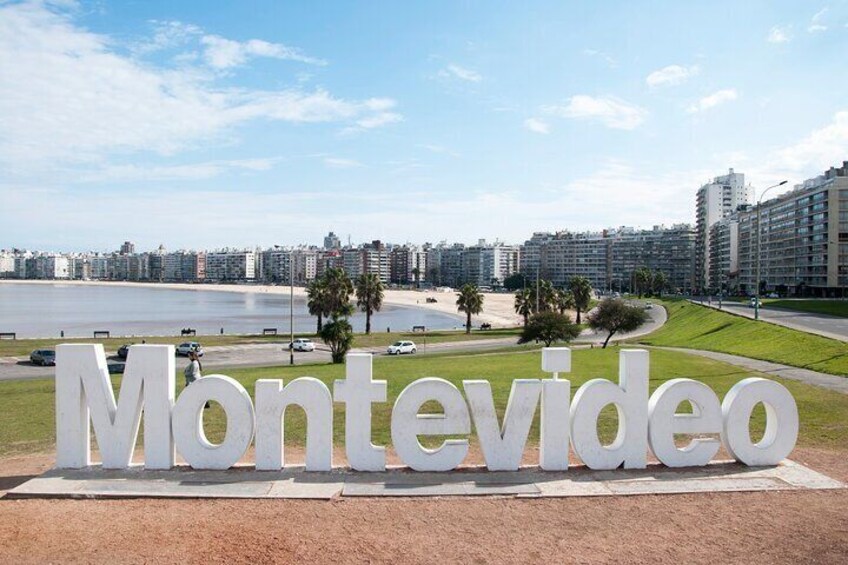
left=8, top=460, right=843, bottom=500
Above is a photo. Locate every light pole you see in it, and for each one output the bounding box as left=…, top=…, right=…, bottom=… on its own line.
left=289, top=250, right=294, bottom=366
left=754, top=180, right=788, bottom=321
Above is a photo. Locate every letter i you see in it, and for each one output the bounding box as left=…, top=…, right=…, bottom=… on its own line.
left=540, top=348, right=572, bottom=471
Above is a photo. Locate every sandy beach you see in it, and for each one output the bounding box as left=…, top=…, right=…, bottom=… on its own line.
left=0, top=279, right=523, bottom=328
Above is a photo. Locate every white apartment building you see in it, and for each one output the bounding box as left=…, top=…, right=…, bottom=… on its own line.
left=205, top=250, right=256, bottom=281
left=695, top=169, right=749, bottom=291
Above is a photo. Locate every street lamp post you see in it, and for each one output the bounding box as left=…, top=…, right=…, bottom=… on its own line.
left=289, top=250, right=294, bottom=366
left=754, top=180, right=788, bottom=321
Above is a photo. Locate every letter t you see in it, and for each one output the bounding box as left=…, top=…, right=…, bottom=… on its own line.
left=333, top=353, right=387, bottom=471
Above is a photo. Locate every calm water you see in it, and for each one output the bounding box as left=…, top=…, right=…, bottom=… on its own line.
left=0, top=283, right=464, bottom=338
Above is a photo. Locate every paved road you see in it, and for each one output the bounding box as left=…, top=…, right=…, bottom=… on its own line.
left=0, top=302, right=668, bottom=382
left=692, top=299, right=848, bottom=342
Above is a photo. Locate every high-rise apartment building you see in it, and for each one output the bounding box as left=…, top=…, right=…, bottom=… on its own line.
left=736, top=162, right=848, bottom=296
left=323, top=232, right=341, bottom=250
left=695, top=169, right=749, bottom=291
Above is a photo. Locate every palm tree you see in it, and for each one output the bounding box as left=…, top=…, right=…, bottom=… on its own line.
left=306, top=278, right=328, bottom=333
left=322, top=267, right=354, bottom=318
left=568, top=276, right=593, bottom=324
left=553, top=289, right=575, bottom=314
left=355, top=273, right=384, bottom=334
left=652, top=270, right=668, bottom=297
left=532, top=279, right=556, bottom=312
left=411, top=267, right=421, bottom=289
left=633, top=267, right=652, bottom=297
left=456, top=283, right=484, bottom=334
left=514, top=288, right=533, bottom=327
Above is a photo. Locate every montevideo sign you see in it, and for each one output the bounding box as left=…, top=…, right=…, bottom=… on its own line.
left=55, top=344, right=799, bottom=472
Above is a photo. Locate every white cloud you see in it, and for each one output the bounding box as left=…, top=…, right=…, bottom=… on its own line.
left=439, top=64, right=482, bottom=82
left=200, top=35, right=326, bottom=69
left=523, top=118, right=550, bottom=134
left=767, top=25, right=792, bottom=43
left=542, top=95, right=647, bottom=130
left=134, top=20, right=202, bottom=54
left=583, top=48, right=617, bottom=68
left=79, top=158, right=281, bottom=182
left=0, top=2, right=399, bottom=170
left=646, top=64, right=700, bottom=88
left=687, top=89, right=738, bottom=113
left=808, top=8, right=828, bottom=33
left=324, top=157, right=364, bottom=169
left=772, top=111, right=848, bottom=174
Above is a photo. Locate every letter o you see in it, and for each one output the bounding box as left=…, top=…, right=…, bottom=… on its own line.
left=721, top=378, right=798, bottom=466
left=173, top=375, right=256, bottom=470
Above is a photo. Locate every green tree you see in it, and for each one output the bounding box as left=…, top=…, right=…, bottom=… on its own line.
left=518, top=311, right=581, bottom=347
left=502, top=272, right=528, bottom=291
left=553, top=288, right=576, bottom=314
left=586, top=298, right=648, bottom=348
left=306, top=278, right=328, bottom=333
left=568, top=276, right=593, bottom=324
left=514, top=288, right=533, bottom=327
left=322, top=267, right=354, bottom=317
left=456, top=283, right=484, bottom=334
left=633, top=267, right=652, bottom=298
left=411, top=267, right=421, bottom=289
left=535, top=279, right=556, bottom=312
left=652, top=270, right=668, bottom=297
left=355, top=273, right=384, bottom=334
left=428, top=266, right=441, bottom=287
left=320, top=316, right=355, bottom=363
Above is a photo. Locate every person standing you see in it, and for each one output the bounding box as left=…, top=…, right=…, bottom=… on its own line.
left=184, top=351, right=209, bottom=408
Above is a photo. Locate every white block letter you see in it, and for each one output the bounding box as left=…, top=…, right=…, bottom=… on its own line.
left=464, top=379, right=541, bottom=471
left=721, top=378, right=798, bottom=466
left=333, top=353, right=387, bottom=471
left=172, top=375, right=255, bottom=470
left=255, top=377, right=333, bottom=471
left=391, top=378, right=470, bottom=471
left=540, top=347, right=572, bottom=470
left=570, top=349, right=649, bottom=470
left=55, top=344, right=175, bottom=470
left=540, top=379, right=571, bottom=470
left=648, top=379, right=721, bottom=467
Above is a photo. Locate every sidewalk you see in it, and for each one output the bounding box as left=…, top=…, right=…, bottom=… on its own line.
left=650, top=346, right=848, bottom=395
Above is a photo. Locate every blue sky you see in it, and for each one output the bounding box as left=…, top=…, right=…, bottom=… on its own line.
left=2, top=0, right=848, bottom=252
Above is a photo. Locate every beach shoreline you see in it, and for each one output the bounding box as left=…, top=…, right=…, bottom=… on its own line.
left=0, top=279, right=523, bottom=328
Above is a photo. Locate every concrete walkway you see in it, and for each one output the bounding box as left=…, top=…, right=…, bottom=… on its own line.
left=8, top=459, right=843, bottom=500
left=651, top=346, right=848, bottom=395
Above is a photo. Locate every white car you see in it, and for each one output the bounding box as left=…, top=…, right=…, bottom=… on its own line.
left=290, top=338, right=316, bottom=352
left=387, top=340, right=417, bottom=355
left=176, top=342, right=204, bottom=357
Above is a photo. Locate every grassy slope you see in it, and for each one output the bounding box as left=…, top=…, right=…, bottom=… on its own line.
left=2, top=347, right=846, bottom=457
left=764, top=299, right=848, bottom=318
left=638, top=299, right=848, bottom=376
left=0, top=328, right=522, bottom=358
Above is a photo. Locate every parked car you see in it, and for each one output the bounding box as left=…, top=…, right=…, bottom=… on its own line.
left=748, top=297, right=761, bottom=308
left=30, top=349, right=56, bottom=366
left=387, top=341, right=417, bottom=355
left=767, top=293, right=779, bottom=299
left=644, top=301, right=654, bottom=309
left=107, top=362, right=125, bottom=374
left=117, top=344, right=132, bottom=359
left=289, top=338, right=316, bottom=352
left=175, top=342, right=204, bottom=356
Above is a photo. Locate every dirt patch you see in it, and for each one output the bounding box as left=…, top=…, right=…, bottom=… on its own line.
left=1, top=447, right=846, bottom=564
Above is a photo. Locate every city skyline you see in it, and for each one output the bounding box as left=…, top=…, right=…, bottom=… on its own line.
left=3, top=1, right=848, bottom=250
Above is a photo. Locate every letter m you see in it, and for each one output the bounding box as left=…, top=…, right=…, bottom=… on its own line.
left=55, top=344, right=175, bottom=469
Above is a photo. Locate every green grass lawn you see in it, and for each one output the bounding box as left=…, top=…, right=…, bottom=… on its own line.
left=2, top=346, right=845, bottom=458
left=638, top=299, right=848, bottom=376
left=763, top=299, right=848, bottom=318
left=0, top=328, right=522, bottom=358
